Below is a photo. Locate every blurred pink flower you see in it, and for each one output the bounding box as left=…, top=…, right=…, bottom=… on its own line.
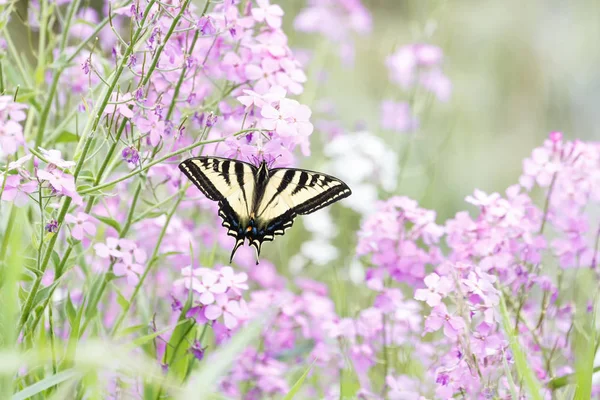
left=136, top=112, right=166, bottom=146
left=424, top=303, right=465, bottom=339
left=94, top=237, right=123, bottom=259
left=414, top=273, right=453, bottom=307
left=65, top=212, right=97, bottom=240
left=104, top=92, right=134, bottom=119
left=114, top=253, right=144, bottom=286
left=1, top=175, right=37, bottom=207
left=204, top=293, right=246, bottom=329
left=251, top=0, right=284, bottom=29
left=38, top=148, right=76, bottom=169
left=380, top=100, right=418, bottom=132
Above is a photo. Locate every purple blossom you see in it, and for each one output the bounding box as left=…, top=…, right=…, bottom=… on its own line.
left=197, top=16, right=216, bottom=35
left=122, top=146, right=140, bottom=164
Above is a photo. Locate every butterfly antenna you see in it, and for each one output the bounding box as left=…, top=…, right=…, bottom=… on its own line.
left=268, top=154, right=282, bottom=169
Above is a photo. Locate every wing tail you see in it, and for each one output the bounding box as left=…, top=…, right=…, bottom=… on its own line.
left=230, top=237, right=245, bottom=264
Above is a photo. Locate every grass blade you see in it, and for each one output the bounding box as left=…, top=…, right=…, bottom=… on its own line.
left=499, top=294, right=544, bottom=400
left=283, top=359, right=316, bottom=400
left=12, top=369, right=79, bottom=400
left=179, top=315, right=268, bottom=400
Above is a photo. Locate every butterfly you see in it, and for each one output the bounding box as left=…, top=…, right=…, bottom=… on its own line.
left=179, top=156, right=351, bottom=264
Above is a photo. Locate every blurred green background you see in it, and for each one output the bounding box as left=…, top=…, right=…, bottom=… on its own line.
left=281, top=0, right=600, bottom=221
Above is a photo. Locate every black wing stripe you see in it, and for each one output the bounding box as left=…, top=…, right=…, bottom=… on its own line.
left=178, top=159, right=223, bottom=201
left=291, top=172, right=309, bottom=195
left=235, top=161, right=250, bottom=215
left=293, top=185, right=351, bottom=215
left=222, top=160, right=231, bottom=186
left=308, top=173, right=320, bottom=187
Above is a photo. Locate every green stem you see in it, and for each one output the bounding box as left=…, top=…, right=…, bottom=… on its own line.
left=79, top=135, right=233, bottom=194
left=18, top=196, right=71, bottom=331
left=59, top=0, right=83, bottom=53
left=35, top=0, right=49, bottom=84
left=35, top=69, right=62, bottom=147
left=110, top=192, right=185, bottom=335
left=141, top=0, right=193, bottom=89
left=79, top=182, right=143, bottom=335
left=0, top=206, right=16, bottom=263
left=165, top=30, right=200, bottom=121
left=2, top=28, right=33, bottom=87
left=133, top=187, right=185, bottom=223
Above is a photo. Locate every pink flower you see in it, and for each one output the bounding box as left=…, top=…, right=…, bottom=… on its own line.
left=1, top=175, right=37, bottom=207
left=261, top=98, right=313, bottom=137
left=380, top=100, right=418, bottom=133
left=104, top=92, right=134, bottom=119
left=218, top=266, right=249, bottom=295
left=414, top=273, right=453, bottom=307
left=0, top=95, right=28, bottom=121
left=424, top=303, right=465, bottom=339
left=36, top=167, right=83, bottom=205
left=38, top=148, right=76, bottom=169
left=204, top=293, right=246, bottom=329
left=113, top=253, right=144, bottom=286
left=195, top=270, right=228, bottom=305
left=0, top=120, right=24, bottom=155
left=65, top=212, right=97, bottom=240
left=7, top=155, right=32, bottom=171
left=94, top=237, right=122, bottom=258
left=245, top=58, right=280, bottom=93
left=136, top=112, right=166, bottom=146
left=251, top=0, right=284, bottom=29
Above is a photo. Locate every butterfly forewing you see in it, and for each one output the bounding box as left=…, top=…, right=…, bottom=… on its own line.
left=179, top=156, right=256, bottom=235
left=259, top=168, right=351, bottom=216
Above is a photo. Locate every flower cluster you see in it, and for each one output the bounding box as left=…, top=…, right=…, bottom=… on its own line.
left=174, top=266, right=249, bottom=330
left=357, top=196, right=444, bottom=286
left=0, top=95, right=27, bottom=158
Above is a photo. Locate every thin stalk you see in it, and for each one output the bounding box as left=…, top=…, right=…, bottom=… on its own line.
left=133, top=187, right=186, bottom=223
left=110, top=192, right=185, bottom=335
left=140, top=0, right=193, bottom=89
left=539, top=172, right=558, bottom=234
left=35, top=0, right=50, bottom=83
left=0, top=206, right=15, bottom=263
left=2, top=28, right=33, bottom=87
left=79, top=134, right=242, bottom=194
left=79, top=182, right=143, bottom=335
left=165, top=29, right=200, bottom=120
left=59, top=0, right=83, bottom=53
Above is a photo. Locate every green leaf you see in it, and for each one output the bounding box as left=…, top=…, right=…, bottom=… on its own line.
left=92, top=214, right=122, bottom=232
left=283, top=360, right=315, bottom=400
left=12, top=369, right=79, bottom=400
left=114, top=287, right=130, bottom=311
left=502, top=350, right=519, bottom=399
left=54, top=131, right=79, bottom=143
left=32, top=279, right=61, bottom=308
left=65, top=294, right=76, bottom=325
left=340, top=367, right=360, bottom=399
left=499, top=294, right=544, bottom=400
left=179, top=317, right=266, bottom=400
left=115, top=324, right=147, bottom=338
left=127, top=320, right=187, bottom=349
left=572, top=269, right=597, bottom=400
